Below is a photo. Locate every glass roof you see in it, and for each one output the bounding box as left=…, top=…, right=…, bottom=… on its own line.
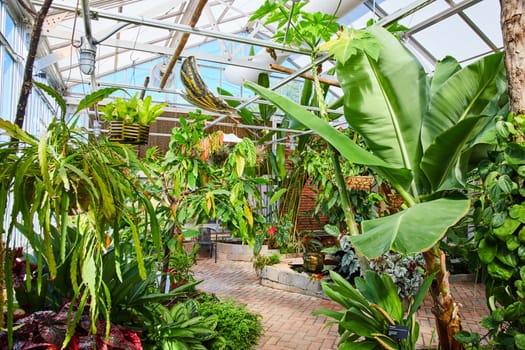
left=20, top=0, right=501, bottom=127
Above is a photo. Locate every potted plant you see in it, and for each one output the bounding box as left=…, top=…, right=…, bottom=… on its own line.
left=100, top=93, right=167, bottom=144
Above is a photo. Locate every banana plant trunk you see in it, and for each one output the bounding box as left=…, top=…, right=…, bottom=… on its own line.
left=424, top=247, right=464, bottom=350
left=500, top=0, right=525, bottom=115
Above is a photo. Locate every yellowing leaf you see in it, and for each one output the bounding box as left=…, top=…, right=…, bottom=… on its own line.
left=236, top=155, right=245, bottom=177
left=320, top=27, right=381, bottom=64
left=243, top=204, right=253, bottom=227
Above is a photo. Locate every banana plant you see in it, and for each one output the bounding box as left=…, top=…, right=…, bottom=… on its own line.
left=246, top=25, right=506, bottom=350
left=246, top=25, right=506, bottom=258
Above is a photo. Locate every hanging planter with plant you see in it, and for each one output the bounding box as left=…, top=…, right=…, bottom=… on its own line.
left=345, top=175, right=374, bottom=191
left=101, top=93, right=167, bottom=145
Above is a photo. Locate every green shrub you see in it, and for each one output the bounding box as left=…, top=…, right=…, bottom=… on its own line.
left=252, top=253, right=280, bottom=276
left=199, top=297, right=263, bottom=350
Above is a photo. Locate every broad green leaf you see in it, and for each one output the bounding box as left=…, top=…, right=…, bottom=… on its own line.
left=269, top=188, right=287, bottom=205
left=496, top=247, right=518, bottom=267
left=453, top=331, right=481, bottom=345
left=217, top=87, right=255, bottom=125
left=493, top=218, right=520, bottom=241
left=507, top=236, right=520, bottom=251
left=74, top=87, right=124, bottom=116
left=235, top=154, right=245, bottom=177
left=487, top=260, right=514, bottom=280
left=276, top=144, right=286, bottom=180
left=300, top=78, right=313, bottom=106
left=323, top=224, right=340, bottom=237
left=320, top=27, right=381, bottom=64
left=244, top=80, right=412, bottom=190
left=478, top=238, right=497, bottom=263
left=351, top=198, right=470, bottom=258
left=340, top=317, right=378, bottom=338
left=243, top=204, right=253, bottom=227
left=510, top=204, right=525, bottom=223
left=334, top=26, right=426, bottom=194
left=355, top=271, right=403, bottom=322
left=182, top=229, right=201, bottom=239
left=515, top=332, right=525, bottom=349
left=422, top=52, right=504, bottom=151
left=408, top=273, right=435, bottom=318
left=258, top=73, right=276, bottom=121
left=312, top=308, right=344, bottom=321
left=421, top=116, right=487, bottom=191
left=497, top=175, right=514, bottom=194
left=430, top=56, right=461, bottom=95
left=505, top=142, right=525, bottom=166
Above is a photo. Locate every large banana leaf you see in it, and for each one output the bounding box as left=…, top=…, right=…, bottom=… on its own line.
left=335, top=25, right=428, bottom=193
left=421, top=116, right=489, bottom=191
left=244, top=80, right=413, bottom=189
left=351, top=198, right=470, bottom=258
left=422, top=52, right=505, bottom=151
left=429, top=56, right=461, bottom=95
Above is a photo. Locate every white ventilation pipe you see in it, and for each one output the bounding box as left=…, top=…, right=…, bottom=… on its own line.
left=303, top=0, right=363, bottom=17
left=224, top=50, right=289, bottom=86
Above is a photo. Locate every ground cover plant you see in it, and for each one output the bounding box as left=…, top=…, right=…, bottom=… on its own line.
left=198, top=296, right=263, bottom=350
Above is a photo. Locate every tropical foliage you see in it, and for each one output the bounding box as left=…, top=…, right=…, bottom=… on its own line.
left=245, top=24, right=507, bottom=259
left=145, top=110, right=266, bottom=245
left=198, top=296, right=263, bottom=350
left=0, top=86, right=161, bottom=347
left=101, top=93, right=167, bottom=125
left=314, top=270, right=433, bottom=350
left=245, top=23, right=506, bottom=349
left=467, top=113, right=525, bottom=348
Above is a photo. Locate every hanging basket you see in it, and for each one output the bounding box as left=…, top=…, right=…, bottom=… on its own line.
left=108, top=121, right=150, bottom=145
left=345, top=175, right=374, bottom=191
left=387, top=193, right=404, bottom=208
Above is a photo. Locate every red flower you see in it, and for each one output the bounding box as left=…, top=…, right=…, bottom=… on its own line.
left=267, top=226, right=276, bottom=237
left=311, top=273, right=324, bottom=281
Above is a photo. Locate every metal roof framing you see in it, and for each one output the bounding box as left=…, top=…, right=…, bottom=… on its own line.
left=15, top=0, right=504, bottom=139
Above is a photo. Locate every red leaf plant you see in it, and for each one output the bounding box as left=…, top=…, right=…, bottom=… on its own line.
left=0, top=302, right=142, bottom=349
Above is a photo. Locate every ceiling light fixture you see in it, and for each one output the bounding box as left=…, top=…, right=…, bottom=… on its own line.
left=79, top=36, right=97, bottom=75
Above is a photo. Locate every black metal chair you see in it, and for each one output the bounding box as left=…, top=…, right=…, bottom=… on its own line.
left=197, top=225, right=218, bottom=263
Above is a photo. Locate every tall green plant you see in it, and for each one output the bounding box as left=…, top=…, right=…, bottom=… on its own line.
left=0, top=86, right=160, bottom=347
left=245, top=25, right=507, bottom=349
left=147, top=111, right=266, bottom=245
left=249, top=0, right=358, bottom=241
left=468, top=113, right=525, bottom=348
left=246, top=25, right=506, bottom=258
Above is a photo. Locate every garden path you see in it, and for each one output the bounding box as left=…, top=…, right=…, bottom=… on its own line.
left=192, top=258, right=488, bottom=349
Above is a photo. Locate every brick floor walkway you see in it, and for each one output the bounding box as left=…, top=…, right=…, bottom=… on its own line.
left=193, top=258, right=488, bottom=349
